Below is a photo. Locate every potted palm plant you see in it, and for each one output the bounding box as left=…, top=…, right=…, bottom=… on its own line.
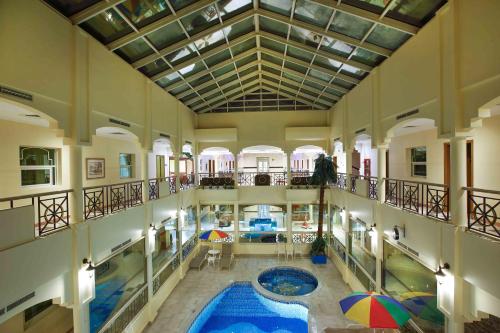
left=309, top=154, right=337, bottom=264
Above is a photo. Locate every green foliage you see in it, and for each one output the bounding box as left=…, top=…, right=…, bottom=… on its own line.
left=277, top=233, right=287, bottom=243
left=309, top=154, right=337, bottom=186
left=182, top=152, right=193, bottom=159
left=310, top=236, right=327, bottom=256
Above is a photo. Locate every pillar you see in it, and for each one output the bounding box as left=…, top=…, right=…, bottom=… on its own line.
left=345, top=146, right=353, bottom=190
left=286, top=202, right=292, bottom=244
left=377, top=146, right=387, bottom=204
left=285, top=151, right=292, bottom=186
left=233, top=203, right=239, bottom=244
left=174, top=153, right=181, bottom=192
left=233, top=153, right=239, bottom=187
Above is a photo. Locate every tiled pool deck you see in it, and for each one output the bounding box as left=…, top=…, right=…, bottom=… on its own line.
left=144, top=256, right=356, bottom=333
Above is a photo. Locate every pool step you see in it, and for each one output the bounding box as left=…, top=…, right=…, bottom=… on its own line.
left=212, top=285, right=277, bottom=318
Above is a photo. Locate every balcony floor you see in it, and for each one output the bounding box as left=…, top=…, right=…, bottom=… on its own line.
left=145, top=256, right=355, bottom=333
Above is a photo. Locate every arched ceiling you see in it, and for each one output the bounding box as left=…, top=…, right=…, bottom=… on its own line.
left=43, top=0, right=446, bottom=113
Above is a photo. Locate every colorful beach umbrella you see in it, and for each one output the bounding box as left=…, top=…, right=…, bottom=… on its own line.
left=340, top=292, right=410, bottom=329
left=199, top=230, right=229, bottom=241
left=400, top=292, right=444, bottom=325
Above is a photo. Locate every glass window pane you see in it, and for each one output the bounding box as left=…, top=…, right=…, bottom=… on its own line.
left=205, top=49, right=232, bottom=67
left=287, top=45, right=314, bottom=63
left=259, top=0, right=293, bottom=16
left=294, top=0, right=333, bottom=28
left=219, top=74, right=238, bottom=86
left=330, top=11, right=374, bottom=40
left=152, top=219, right=178, bottom=275
left=235, top=54, right=257, bottom=67
left=231, top=38, right=256, bottom=56
left=199, top=83, right=219, bottom=95
left=411, top=147, right=427, bottom=162
left=90, top=240, right=146, bottom=333
left=21, top=170, right=52, bottom=186
left=283, top=71, right=303, bottom=83
left=320, top=37, right=354, bottom=57
left=201, top=205, right=235, bottom=231
left=259, top=16, right=289, bottom=39
left=194, top=29, right=226, bottom=54
left=20, top=147, right=55, bottom=166
left=165, top=43, right=197, bottom=66
left=325, top=87, right=343, bottom=97
left=303, top=79, right=323, bottom=91
left=342, top=0, right=386, bottom=15
left=180, top=5, right=219, bottom=36
left=189, top=74, right=212, bottom=87
left=218, top=0, right=253, bottom=20
left=179, top=61, right=206, bottom=78
left=366, top=25, right=411, bottom=50
left=333, top=78, right=355, bottom=90
left=146, top=21, right=185, bottom=49
left=314, top=55, right=342, bottom=71
left=224, top=17, right=254, bottom=40
left=180, top=93, right=198, bottom=103
left=117, top=0, right=171, bottom=28
left=340, top=64, right=366, bottom=79
left=80, top=9, right=134, bottom=44
left=261, top=65, right=281, bottom=76
left=157, top=72, right=181, bottom=88
left=260, top=37, right=286, bottom=54
left=349, top=218, right=376, bottom=278
left=45, top=0, right=100, bottom=16
left=351, top=48, right=386, bottom=66
left=261, top=53, right=282, bottom=66
left=169, top=84, right=190, bottom=95
left=309, top=68, right=333, bottom=82
left=170, top=0, right=197, bottom=11
left=139, top=59, right=169, bottom=77
left=239, top=65, right=258, bottom=77
left=213, top=64, right=235, bottom=77
left=115, top=38, right=154, bottom=63
left=284, top=61, right=307, bottom=74
left=289, top=26, right=321, bottom=48
left=386, top=0, right=445, bottom=26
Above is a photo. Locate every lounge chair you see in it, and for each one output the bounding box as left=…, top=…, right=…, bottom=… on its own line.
left=189, top=246, right=209, bottom=271
left=219, top=243, right=234, bottom=270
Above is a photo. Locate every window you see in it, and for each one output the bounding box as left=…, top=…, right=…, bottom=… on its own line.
left=20, top=147, right=56, bottom=186
left=410, top=147, right=426, bottom=177
left=119, top=153, right=134, bottom=178
left=152, top=219, right=178, bottom=275
left=257, top=157, right=269, bottom=172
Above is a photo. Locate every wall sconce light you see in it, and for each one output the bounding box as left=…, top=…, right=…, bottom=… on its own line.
left=367, top=224, right=376, bottom=237
left=435, top=263, right=450, bottom=284
left=393, top=224, right=405, bottom=240
left=150, top=224, right=158, bottom=234
left=82, top=258, right=95, bottom=271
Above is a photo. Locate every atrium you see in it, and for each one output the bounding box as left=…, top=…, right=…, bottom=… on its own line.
left=0, top=0, right=499, bottom=333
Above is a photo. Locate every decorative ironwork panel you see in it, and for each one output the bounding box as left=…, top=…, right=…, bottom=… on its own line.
left=100, top=286, right=148, bottom=333
left=385, top=179, right=399, bottom=206
left=128, top=181, right=143, bottom=206
left=109, top=184, right=127, bottom=213
left=153, top=253, right=180, bottom=295
left=425, top=185, right=449, bottom=221
left=84, top=187, right=106, bottom=219
left=182, top=236, right=198, bottom=261
left=368, top=177, right=378, bottom=200
left=271, top=172, right=287, bottom=186
left=350, top=175, right=357, bottom=193
left=148, top=179, right=159, bottom=200
left=402, top=181, right=420, bottom=214
left=292, top=233, right=316, bottom=243
left=238, top=172, right=255, bottom=186
left=169, top=176, right=177, bottom=194
left=37, top=192, right=70, bottom=236
left=467, top=189, right=500, bottom=238
left=336, top=173, right=347, bottom=190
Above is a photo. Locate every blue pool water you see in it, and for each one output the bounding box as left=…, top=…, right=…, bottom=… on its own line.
left=89, top=277, right=126, bottom=333
left=258, top=267, right=318, bottom=296
left=187, top=282, right=308, bottom=333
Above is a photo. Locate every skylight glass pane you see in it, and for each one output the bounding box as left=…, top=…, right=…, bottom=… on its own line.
left=139, top=59, right=169, bottom=77
left=294, top=0, right=333, bottom=28
left=205, top=49, right=232, bottom=67
left=117, top=0, right=171, bottom=29
left=341, top=0, right=386, bottom=15
left=199, top=83, right=219, bottom=95
left=365, top=25, right=411, bottom=50
left=262, top=65, right=281, bottom=76
left=180, top=5, right=219, bottom=36
left=301, top=88, right=318, bottom=98
left=169, top=83, right=190, bottom=95
left=224, top=17, right=255, bottom=40
left=287, top=46, right=314, bottom=64
left=284, top=61, right=307, bottom=74
left=351, top=48, right=385, bottom=66
left=194, top=29, right=226, bottom=54
left=218, top=0, right=253, bottom=20
left=314, top=55, right=342, bottom=71
left=170, top=0, right=197, bottom=11
left=259, top=16, right=289, bottom=39
left=386, top=0, right=445, bottom=26
left=283, top=71, right=303, bottom=83
left=189, top=74, right=212, bottom=87
left=330, top=11, right=374, bottom=40
left=261, top=53, right=282, bottom=66
left=333, top=78, right=355, bottom=90
left=179, top=61, right=205, bottom=78
left=289, top=26, right=321, bottom=48
left=165, top=43, right=197, bottom=65
left=180, top=92, right=198, bottom=103
left=223, top=83, right=241, bottom=93
left=260, top=37, right=286, bottom=54
left=309, top=68, right=333, bottom=82
left=303, top=80, right=323, bottom=91
left=259, top=0, right=293, bottom=17
left=239, top=65, right=258, bottom=77
left=157, top=72, right=181, bottom=88
left=340, top=64, right=366, bottom=79
left=147, top=21, right=185, bottom=49
left=115, top=38, right=154, bottom=63
left=325, top=87, right=343, bottom=97
left=320, top=37, right=354, bottom=57
left=263, top=75, right=279, bottom=84
left=235, top=54, right=257, bottom=67
left=219, top=74, right=239, bottom=86
left=45, top=0, right=100, bottom=16
left=231, top=38, right=256, bottom=56
left=213, top=64, right=235, bottom=77
left=80, top=9, right=133, bottom=44
left=241, top=76, right=257, bottom=86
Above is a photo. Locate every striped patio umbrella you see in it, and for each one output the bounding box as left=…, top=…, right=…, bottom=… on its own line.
left=340, top=292, right=410, bottom=329
left=400, top=292, right=444, bottom=325
left=199, top=230, right=229, bottom=241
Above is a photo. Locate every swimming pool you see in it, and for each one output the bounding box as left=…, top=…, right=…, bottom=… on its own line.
left=187, top=282, right=308, bottom=333
left=258, top=267, right=318, bottom=296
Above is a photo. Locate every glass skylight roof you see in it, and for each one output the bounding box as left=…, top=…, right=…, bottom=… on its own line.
left=45, top=0, right=446, bottom=113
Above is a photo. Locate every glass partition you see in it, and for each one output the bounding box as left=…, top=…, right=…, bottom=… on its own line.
left=329, top=205, right=346, bottom=245
left=90, top=239, right=146, bottom=333
left=181, top=206, right=197, bottom=245
left=291, top=204, right=319, bottom=232
left=152, top=218, right=179, bottom=276
left=383, top=241, right=444, bottom=332
left=200, top=204, right=234, bottom=231
left=238, top=204, right=286, bottom=243
left=348, top=218, right=376, bottom=279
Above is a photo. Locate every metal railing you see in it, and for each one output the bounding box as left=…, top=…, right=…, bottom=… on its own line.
left=350, top=174, right=359, bottom=193
left=99, top=285, right=148, bottom=333
left=147, top=177, right=177, bottom=200
left=237, top=172, right=287, bottom=186
left=336, top=173, right=347, bottom=190
left=384, top=178, right=449, bottom=221
left=181, top=236, right=198, bottom=261
left=179, top=173, right=195, bottom=190
left=367, top=176, right=378, bottom=200
left=83, top=180, right=143, bottom=220
left=153, top=253, right=180, bottom=295
left=0, top=190, right=73, bottom=237
left=289, top=171, right=314, bottom=187
left=198, top=173, right=235, bottom=188
left=464, top=187, right=500, bottom=238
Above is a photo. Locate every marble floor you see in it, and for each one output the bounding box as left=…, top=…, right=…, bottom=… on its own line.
left=144, top=256, right=357, bottom=333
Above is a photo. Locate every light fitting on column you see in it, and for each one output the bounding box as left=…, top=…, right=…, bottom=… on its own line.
left=392, top=224, right=405, bottom=240
left=82, top=258, right=95, bottom=272
left=435, top=263, right=450, bottom=284
left=367, top=224, right=376, bottom=237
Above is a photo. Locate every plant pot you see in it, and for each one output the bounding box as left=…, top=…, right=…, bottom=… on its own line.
left=311, top=254, right=327, bottom=264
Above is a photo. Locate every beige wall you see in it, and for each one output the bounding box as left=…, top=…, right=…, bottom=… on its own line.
left=387, top=128, right=446, bottom=183
left=0, top=305, right=73, bottom=333
left=472, top=115, right=500, bottom=190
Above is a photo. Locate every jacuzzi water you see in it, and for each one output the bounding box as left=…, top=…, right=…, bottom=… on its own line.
left=258, top=267, right=318, bottom=296
left=187, top=282, right=308, bottom=333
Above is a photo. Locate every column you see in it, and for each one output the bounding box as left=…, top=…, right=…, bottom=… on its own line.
left=233, top=203, right=239, bottom=245
left=345, top=146, right=353, bottom=190
left=286, top=202, right=292, bottom=245
left=69, top=145, right=84, bottom=224
left=285, top=151, right=292, bottom=186
left=377, top=146, right=387, bottom=204
left=174, top=153, right=181, bottom=193
left=233, top=153, right=239, bottom=187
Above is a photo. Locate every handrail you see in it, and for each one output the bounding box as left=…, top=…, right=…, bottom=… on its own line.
left=0, top=189, right=74, bottom=203
left=83, top=179, right=144, bottom=191
left=463, top=187, right=500, bottom=195
left=383, top=177, right=448, bottom=188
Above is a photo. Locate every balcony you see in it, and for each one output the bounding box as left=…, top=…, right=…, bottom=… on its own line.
left=465, top=187, right=500, bottom=239
left=237, top=171, right=287, bottom=186
left=148, top=176, right=177, bottom=200
left=198, top=172, right=235, bottom=189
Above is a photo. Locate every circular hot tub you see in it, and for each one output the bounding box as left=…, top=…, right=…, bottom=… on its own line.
left=258, top=267, right=318, bottom=296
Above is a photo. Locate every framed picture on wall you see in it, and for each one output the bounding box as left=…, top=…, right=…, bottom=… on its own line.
left=86, top=158, right=105, bottom=179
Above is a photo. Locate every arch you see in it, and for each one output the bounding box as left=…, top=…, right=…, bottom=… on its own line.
left=182, top=142, right=193, bottom=155
left=290, top=145, right=326, bottom=173
left=0, top=96, right=58, bottom=129
left=198, top=147, right=235, bottom=174
left=95, top=126, right=139, bottom=142
left=200, top=147, right=233, bottom=156
left=239, top=145, right=285, bottom=154
left=384, top=118, right=436, bottom=145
